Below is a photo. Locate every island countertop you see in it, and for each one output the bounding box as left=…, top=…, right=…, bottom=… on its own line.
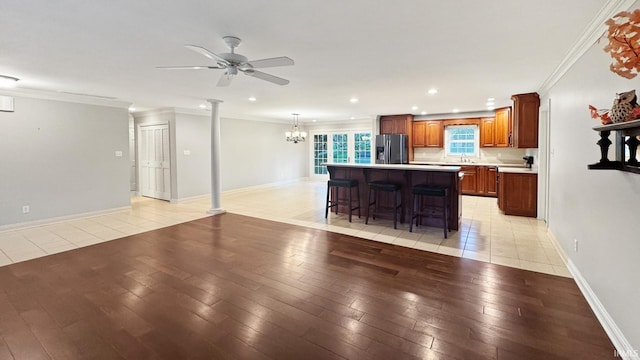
left=323, top=162, right=461, bottom=172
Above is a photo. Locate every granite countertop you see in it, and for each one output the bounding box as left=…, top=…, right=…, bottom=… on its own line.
left=497, top=167, right=538, bottom=174
left=410, top=161, right=526, bottom=168
left=323, top=162, right=461, bottom=172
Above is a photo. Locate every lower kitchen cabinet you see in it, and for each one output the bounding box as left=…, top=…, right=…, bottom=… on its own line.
left=498, top=171, right=537, bottom=217
left=461, top=165, right=497, bottom=197
left=460, top=166, right=478, bottom=194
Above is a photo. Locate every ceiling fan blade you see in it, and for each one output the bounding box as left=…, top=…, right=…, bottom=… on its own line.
left=156, top=65, right=224, bottom=70
left=243, top=69, right=290, bottom=85
left=185, top=44, right=228, bottom=64
left=245, top=56, right=294, bottom=69
left=217, top=73, right=233, bottom=87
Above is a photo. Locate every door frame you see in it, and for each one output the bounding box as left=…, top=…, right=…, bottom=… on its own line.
left=137, top=122, right=172, bottom=201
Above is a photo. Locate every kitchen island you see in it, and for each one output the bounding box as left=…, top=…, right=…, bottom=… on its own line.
left=325, top=163, right=462, bottom=231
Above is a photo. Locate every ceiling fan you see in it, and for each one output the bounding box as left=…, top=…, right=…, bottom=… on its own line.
left=158, top=36, right=294, bottom=86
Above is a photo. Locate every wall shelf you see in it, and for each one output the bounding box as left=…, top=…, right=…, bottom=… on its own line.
left=589, top=118, right=640, bottom=174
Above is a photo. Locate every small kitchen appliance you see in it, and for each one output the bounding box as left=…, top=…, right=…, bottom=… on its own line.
left=523, top=156, right=534, bottom=168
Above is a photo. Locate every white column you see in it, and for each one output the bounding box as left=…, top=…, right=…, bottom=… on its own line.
left=207, top=99, right=226, bottom=215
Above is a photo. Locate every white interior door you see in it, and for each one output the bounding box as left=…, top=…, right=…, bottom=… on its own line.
left=139, top=124, right=171, bottom=200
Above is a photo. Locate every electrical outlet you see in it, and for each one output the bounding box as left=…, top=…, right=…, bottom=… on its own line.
left=574, top=239, right=578, bottom=252
left=22, top=205, right=30, bottom=214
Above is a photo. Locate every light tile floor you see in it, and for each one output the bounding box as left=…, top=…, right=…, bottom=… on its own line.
left=0, top=180, right=571, bottom=277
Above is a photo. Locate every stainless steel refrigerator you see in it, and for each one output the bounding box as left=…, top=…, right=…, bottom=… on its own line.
left=375, top=134, right=408, bottom=164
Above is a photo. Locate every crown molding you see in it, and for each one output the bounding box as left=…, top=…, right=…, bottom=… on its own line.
left=537, top=0, right=637, bottom=97
left=0, top=87, right=131, bottom=109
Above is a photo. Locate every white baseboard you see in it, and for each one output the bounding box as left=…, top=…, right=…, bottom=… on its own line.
left=0, top=205, right=131, bottom=233
left=547, top=230, right=638, bottom=360
left=222, top=177, right=310, bottom=195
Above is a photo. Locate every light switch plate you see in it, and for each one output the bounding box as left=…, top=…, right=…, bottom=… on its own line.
left=115, top=151, right=123, bottom=157
left=183, top=150, right=191, bottom=155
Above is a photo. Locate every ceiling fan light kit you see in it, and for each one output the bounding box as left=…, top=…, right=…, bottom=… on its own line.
left=159, top=36, right=294, bottom=87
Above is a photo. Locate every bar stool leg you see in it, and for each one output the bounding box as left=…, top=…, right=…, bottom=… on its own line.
left=356, top=186, right=361, bottom=219
left=365, top=186, right=372, bottom=225
left=393, top=190, right=398, bottom=229
left=442, top=195, right=448, bottom=239
left=409, top=194, right=415, bottom=232
left=325, top=183, right=331, bottom=219
left=347, top=186, right=352, bottom=222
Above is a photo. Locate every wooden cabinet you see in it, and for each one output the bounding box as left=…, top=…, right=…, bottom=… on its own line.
left=494, top=107, right=512, bottom=147
left=485, top=167, right=498, bottom=196
left=460, top=166, right=477, bottom=194
left=511, top=93, right=540, bottom=148
left=460, top=165, right=498, bottom=197
left=380, top=115, right=412, bottom=135
left=498, top=172, right=537, bottom=217
left=412, top=121, right=443, bottom=147
left=480, top=117, right=495, bottom=147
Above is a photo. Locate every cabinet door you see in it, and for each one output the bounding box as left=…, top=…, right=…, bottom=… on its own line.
left=502, top=173, right=537, bottom=217
left=476, top=166, right=486, bottom=194
left=494, top=107, right=512, bottom=147
left=460, top=166, right=477, bottom=194
left=480, top=118, right=495, bottom=147
left=380, top=117, right=395, bottom=135
left=511, top=93, right=540, bottom=148
left=424, top=121, right=443, bottom=147
left=412, top=121, right=426, bottom=147
left=485, top=167, right=497, bottom=196
left=394, top=117, right=408, bottom=134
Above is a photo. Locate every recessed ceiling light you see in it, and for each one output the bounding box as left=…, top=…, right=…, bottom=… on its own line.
left=487, top=97, right=495, bottom=101
left=350, top=116, right=355, bottom=120
left=248, top=97, right=257, bottom=102
left=486, top=101, right=494, bottom=107
left=427, top=88, right=438, bottom=95
left=0, top=75, right=19, bottom=88
left=411, top=105, right=418, bottom=111
left=452, top=109, right=459, bottom=113
left=129, top=107, right=136, bottom=112
left=421, top=111, right=427, bottom=115
left=199, top=104, right=207, bottom=109
left=487, top=106, right=495, bottom=111
left=312, top=119, right=317, bottom=122
left=350, top=98, right=359, bottom=104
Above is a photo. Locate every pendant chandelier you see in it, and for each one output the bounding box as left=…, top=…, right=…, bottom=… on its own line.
left=285, top=113, right=307, bottom=143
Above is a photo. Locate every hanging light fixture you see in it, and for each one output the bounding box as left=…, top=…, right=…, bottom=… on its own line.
left=285, top=113, right=307, bottom=143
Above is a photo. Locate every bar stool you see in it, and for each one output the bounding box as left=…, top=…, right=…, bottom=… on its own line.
left=365, top=181, right=402, bottom=229
left=325, top=179, right=361, bottom=222
left=409, top=184, right=450, bottom=238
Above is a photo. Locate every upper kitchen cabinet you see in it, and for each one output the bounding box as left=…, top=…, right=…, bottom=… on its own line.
left=481, top=108, right=511, bottom=148
left=494, top=107, right=512, bottom=147
left=380, top=114, right=413, bottom=135
left=480, top=117, right=496, bottom=147
left=412, top=121, right=443, bottom=147
left=511, top=92, right=540, bottom=148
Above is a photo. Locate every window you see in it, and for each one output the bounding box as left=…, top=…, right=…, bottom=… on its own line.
left=310, top=130, right=372, bottom=178
left=313, top=134, right=328, bottom=174
left=332, top=133, right=348, bottom=163
left=445, top=125, right=479, bottom=157
left=354, top=132, right=371, bottom=164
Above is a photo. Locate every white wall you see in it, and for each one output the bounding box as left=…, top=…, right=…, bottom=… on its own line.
left=174, top=112, right=211, bottom=199
left=545, top=37, right=640, bottom=351
left=0, top=96, right=130, bottom=227
left=220, top=117, right=308, bottom=191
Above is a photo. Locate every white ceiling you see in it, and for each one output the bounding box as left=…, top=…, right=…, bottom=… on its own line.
left=0, top=1, right=611, bottom=123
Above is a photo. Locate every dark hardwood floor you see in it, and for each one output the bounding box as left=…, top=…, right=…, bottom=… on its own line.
left=0, top=213, right=616, bottom=359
